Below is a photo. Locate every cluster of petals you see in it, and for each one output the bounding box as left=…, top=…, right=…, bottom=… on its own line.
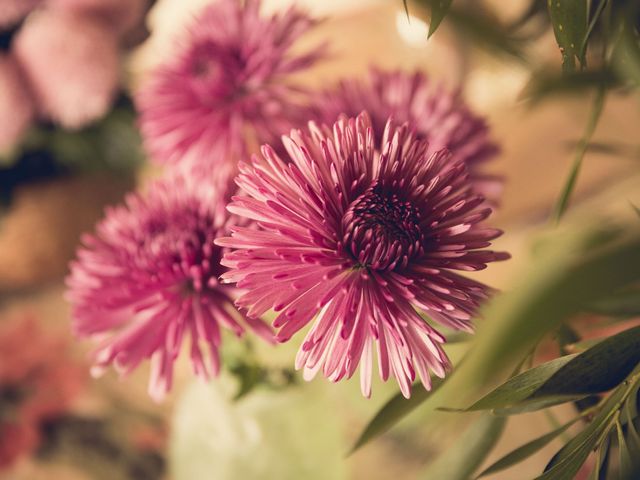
left=313, top=68, right=502, bottom=201
left=65, top=173, right=273, bottom=401
left=217, top=113, right=509, bottom=397
left=136, top=0, right=324, bottom=170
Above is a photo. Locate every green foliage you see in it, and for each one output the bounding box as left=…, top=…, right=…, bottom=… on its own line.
left=427, top=0, right=453, bottom=38
left=420, top=414, right=507, bottom=480
left=462, top=325, right=640, bottom=414
left=350, top=378, right=443, bottom=453
left=547, top=0, right=588, bottom=71
left=477, top=418, right=579, bottom=478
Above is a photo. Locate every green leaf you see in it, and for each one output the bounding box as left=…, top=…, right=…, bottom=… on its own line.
left=588, top=288, right=640, bottom=317
left=477, top=418, right=579, bottom=478
left=547, top=0, right=589, bottom=71
left=413, top=1, right=525, bottom=59
left=616, top=420, right=633, bottom=478
left=538, top=384, right=628, bottom=480
left=431, top=224, right=640, bottom=413
left=612, top=15, right=640, bottom=85
left=551, top=87, right=606, bottom=223
left=420, top=414, right=507, bottom=480
left=522, top=68, right=618, bottom=103
left=350, top=378, right=443, bottom=453
left=466, top=355, right=578, bottom=412
left=427, top=0, right=453, bottom=38
left=532, top=325, right=640, bottom=398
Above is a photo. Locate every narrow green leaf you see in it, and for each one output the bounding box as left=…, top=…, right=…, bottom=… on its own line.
left=432, top=225, right=640, bottom=415
left=551, top=87, right=606, bottom=223
left=522, top=68, right=618, bottom=103
left=427, top=0, right=453, bottom=38
left=579, top=0, right=608, bottom=63
left=466, top=355, right=578, bottom=412
left=547, top=0, right=589, bottom=71
left=538, top=384, right=628, bottom=480
left=477, top=418, right=579, bottom=478
left=532, top=325, right=640, bottom=398
left=616, top=420, right=634, bottom=478
left=588, top=434, right=611, bottom=480
left=350, top=378, right=443, bottom=453
left=612, top=16, right=640, bottom=85
left=421, top=414, right=507, bottom=480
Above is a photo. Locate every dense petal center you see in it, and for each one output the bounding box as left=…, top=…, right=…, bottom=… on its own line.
left=341, top=186, right=423, bottom=270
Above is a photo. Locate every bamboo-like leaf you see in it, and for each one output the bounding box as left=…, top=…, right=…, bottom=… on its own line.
left=350, top=378, right=443, bottom=453
left=547, top=0, right=589, bottom=71
left=532, top=325, right=640, bottom=398
left=421, top=414, right=507, bottom=480
left=538, top=384, right=628, bottom=479
left=477, top=418, right=579, bottom=478
left=466, top=355, right=578, bottom=412
left=616, top=420, right=633, bottom=478
left=432, top=224, right=640, bottom=415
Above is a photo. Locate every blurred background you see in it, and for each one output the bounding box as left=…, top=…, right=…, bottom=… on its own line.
left=1, top=0, right=639, bottom=479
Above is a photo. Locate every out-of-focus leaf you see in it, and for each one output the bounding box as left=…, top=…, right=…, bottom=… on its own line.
left=612, top=15, right=640, bottom=85
left=539, top=384, right=628, bottom=479
left=426, top=0, right=453, bottom=38
left=432, top=224, right=640, bottom=412
left=588, top=288, right=640, bottom=316
left=350, top=378, right=443, bottom=453
left=547, top=0, right=588, bottom=71
left=477, top=418, right=579, bottom=478
left=413, top=1, right=525, bottom=59
left=522, top=68, right=618, bottom=103
left=171, top=380, right=346, bottom=480
left=420, top=414, right=506, bottom=480
left=551, top=87, right=606, bottom=223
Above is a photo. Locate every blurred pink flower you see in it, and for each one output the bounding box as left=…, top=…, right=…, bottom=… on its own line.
left=0, top=316, right=85, bottom=468
left=0, top=0, right=41, bottom=28
left=0, top=54, right=35, bottom=152
left=137, top=0, right=324, bottom=170
left=13, top=10, right=119, bottom=129
left=217, top=113, right=508, bottom=398
left=66, top=174, right=273, bottom=401
left=314, top=69, right=502, bottom=201
left=49, top=0, right=148, bottom=36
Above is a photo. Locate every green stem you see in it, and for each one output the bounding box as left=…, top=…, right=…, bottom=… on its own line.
left=551, top=87, right=606, bottom=223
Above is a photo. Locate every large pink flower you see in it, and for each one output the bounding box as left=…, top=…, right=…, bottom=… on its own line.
left=217, top=113, right=508, bottom=397
left=313, top=69, right=502, bottom=201
left=136, top=0, right=324, bottom=170
left=66, top=174, right=273, bottom=401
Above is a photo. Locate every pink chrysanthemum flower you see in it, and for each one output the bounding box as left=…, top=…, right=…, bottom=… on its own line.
left=0, top=54, right=35, bottom=152
left=65, top=174, right=273, bottom=401
left=13, top=10, right=119, bottom=129
left=137, top=0, right=324, bottom=169
left=314, top=69, right=502, bottom=201
left=217, top=113, right=509, bottom=398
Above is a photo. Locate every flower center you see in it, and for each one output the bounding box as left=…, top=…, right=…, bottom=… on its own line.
left=341, top=187, right=423, bottom=270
